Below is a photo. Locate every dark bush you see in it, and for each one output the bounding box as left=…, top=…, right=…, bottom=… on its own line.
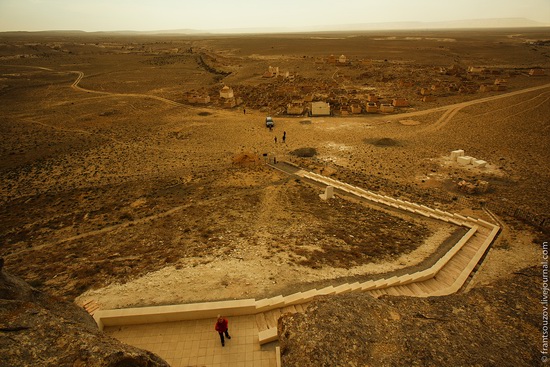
left=290, top=147, right=317, bottom=157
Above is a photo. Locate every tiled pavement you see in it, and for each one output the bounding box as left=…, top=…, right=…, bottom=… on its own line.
left=104, top=314, right=278, bottom=367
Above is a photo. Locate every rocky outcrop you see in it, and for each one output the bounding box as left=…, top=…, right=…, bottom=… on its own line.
left=0, top=258, right=169, bottom=367
left=279, top=266, right=541, bottom=367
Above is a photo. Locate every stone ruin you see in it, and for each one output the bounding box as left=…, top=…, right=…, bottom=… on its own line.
left=450, top=150, right=490, bottom=194
left=458, top=179, right=490, bottom=194
left=451, top=150, right=487, bottom=168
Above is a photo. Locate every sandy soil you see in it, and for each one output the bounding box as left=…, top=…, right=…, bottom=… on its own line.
left=0, top=29, right=548, bottom=310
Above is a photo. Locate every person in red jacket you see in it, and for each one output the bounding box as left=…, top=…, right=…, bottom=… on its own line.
left=215, top=315, right=231, bottom=346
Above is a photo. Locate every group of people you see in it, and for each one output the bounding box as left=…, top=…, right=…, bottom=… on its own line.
left=274, top=131, right=286, bottom=143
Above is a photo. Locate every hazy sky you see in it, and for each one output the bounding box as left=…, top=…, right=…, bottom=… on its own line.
left=1, top=0, right=549, bottom=32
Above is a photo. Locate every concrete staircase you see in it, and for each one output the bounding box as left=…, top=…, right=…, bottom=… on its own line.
left=92, top=165, right=500, bottom=349
left=250, top=168, right=500, bottom=344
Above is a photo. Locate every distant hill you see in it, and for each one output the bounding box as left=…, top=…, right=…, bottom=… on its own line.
left=1, top=17, right=548, bottom=36
left=210, top=17, right=549, bottom=34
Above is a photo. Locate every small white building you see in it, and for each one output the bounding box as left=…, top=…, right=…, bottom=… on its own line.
left=287, top=101, right=305, bottom=115
left=219, top=86, right=234, bottom=99
left=310, top=101, right=331, bottom=116
left=338, top=54, right=347, bottom=64
left=379, top=104, right=394, bottom=113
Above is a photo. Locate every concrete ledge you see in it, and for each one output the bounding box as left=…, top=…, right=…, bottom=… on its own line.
left=298, top=289, right=319, bottom=303
left=448, top=218, right=465, bottom=226
left=476, top=218, right=496, bottom=228
left=384, top=276, right=402, bottom=287
left=359, top=280, right=377, bottom=290
left=410, top=269, right=436, bottom=283
left=333, top=283, right=353, bottom=295
left=371, top=279, right=390, bottom=289
left=259, top=327, right=278, bottom=345
left=414, top=209, right=431, bottom=217
left=317, top=285, right=336, bottom=295
left=429, top=213, right=446, bottom=221
left=420, top=205, right=436, bottom=213
left=396, top=274, right=415, bottom=285
left=255, top=298, right=271, bottom=311
left=255, top=295, right=285, bottom=313
left=95, top=299, right=257, bottom=329
left=282, top=292, right=304, bottom=306
left=398, top=204, right=412, bottom=212
left=435, top=209, right=450, bottom=217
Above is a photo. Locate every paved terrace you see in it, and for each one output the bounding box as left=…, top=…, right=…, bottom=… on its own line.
left=95, top=161, right=500, bottom=367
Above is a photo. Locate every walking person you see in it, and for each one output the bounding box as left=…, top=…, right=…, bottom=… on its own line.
left=282, top=131, right=286, bottom=143
left=215, top=315, right=231, bottom=346
left=274, top=136, right=277, bottom=143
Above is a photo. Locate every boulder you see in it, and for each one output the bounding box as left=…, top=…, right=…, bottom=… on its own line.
left=279, top=266, right=540, bottom=367
left=0, top=258, right=169, bottom=367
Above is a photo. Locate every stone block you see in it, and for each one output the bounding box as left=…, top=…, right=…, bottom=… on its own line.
left=473, top=159, right=487, bottom=168
left=457, top=156, right=473, bottom=165
left=450, top=149, right=465, bottom=161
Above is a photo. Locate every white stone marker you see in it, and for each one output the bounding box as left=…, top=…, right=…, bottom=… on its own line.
left=451, top=150, right=465, bottom=161
left=457, top=156, right=474, bottom=165
left=320, top=186, right=334, bottom=200
left=473, top=159, right=487, bottom=168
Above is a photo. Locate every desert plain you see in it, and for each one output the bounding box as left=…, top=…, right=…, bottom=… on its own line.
left=0, top=28, right=549, bottom=310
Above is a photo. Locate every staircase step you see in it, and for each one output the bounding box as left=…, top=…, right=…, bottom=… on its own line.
left=391, top=285, right=417, bottom=296
left=373, top=289, right=389, bottom=297
left=255, top=313, right=268, bottom=331
left=434, top=272, right=457, bottom=287
left=413, top=281, right=435, bottom=295
left=383, top=286, right=402, bottom=296
left=265, top=309, right=282, bottom=328
left=293, top=304, right=304, bottom=313
left=447, top=255, right=471, bottom=270
left=416, top=278, right=440, bottom=294
left=281, top=305, right=297, bottom=315
left=460, top=244, right=481, bottom=257
left=258, top=327, right=278, bottom=345
left=403, top=282, right=427, bottom=297
left=454, top=252, right=473, bottom=264
left=383, top=285, right=410, bottom=296
left=444, top=256, right=468, bottom=271
left=441, top=261, right=465, bottom=277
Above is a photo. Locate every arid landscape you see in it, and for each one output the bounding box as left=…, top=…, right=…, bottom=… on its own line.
left=1, top=28, right=549, bottom=314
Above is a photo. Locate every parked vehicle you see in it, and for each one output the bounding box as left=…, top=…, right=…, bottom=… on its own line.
left=265, top=116, right=274, bottom=128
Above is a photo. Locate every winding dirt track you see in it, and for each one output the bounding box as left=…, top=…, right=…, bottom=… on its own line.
left=69, top=71, right=184, bottom=107
left=398, top=83, right=550, bottom=132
